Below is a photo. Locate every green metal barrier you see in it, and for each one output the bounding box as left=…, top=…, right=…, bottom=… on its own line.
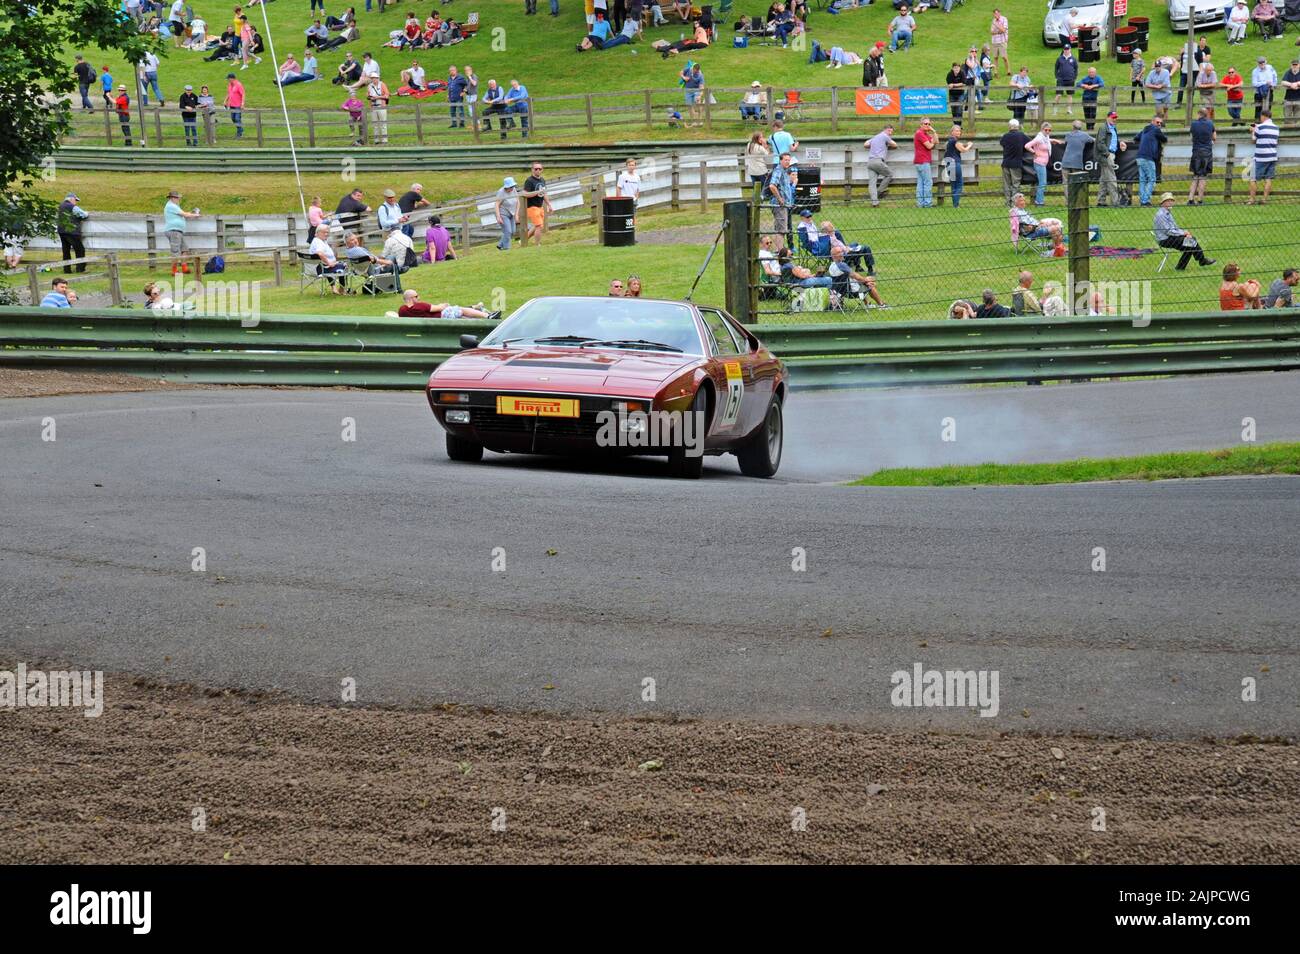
left=2, top=307, right=1298, bottom=391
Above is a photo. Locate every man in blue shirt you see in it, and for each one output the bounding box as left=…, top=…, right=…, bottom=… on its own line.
left=1134, top=114, right=1166, bottom=206
left=766, top=153, right=795, bottom=246
left=504, top=79, right=530, bottom=139
left=1145, top=60, right=1172, bottom=120
left=446, top=65, right=468, bottom=128
left=1076, top=66, right=1104, bottom=130
left=163, top=188, right=200, bottom=271
left=40, top=278, right=72, bottom=308
left=1188, top=108, right=1215, bottom=204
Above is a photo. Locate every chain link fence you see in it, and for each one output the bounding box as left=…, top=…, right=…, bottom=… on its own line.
left=747, top=163, right=1300, bottom=323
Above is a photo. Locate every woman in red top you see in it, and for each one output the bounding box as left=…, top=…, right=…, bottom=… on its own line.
left=1219, top=263, right=1261, bottom=310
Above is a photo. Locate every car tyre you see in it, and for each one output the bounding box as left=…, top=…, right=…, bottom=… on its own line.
left=736, top=397, right=783, bottom=478
left=666, top=388, right=707, bottom=479
left=446, top=432, right=484, bottom=462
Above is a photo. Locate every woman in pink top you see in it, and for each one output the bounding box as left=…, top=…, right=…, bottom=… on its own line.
left=239, top=21, right=260, bottom=69
left=307, top=196, right=333, bottom=230
left=1028, top=121, right=1062, bottom=206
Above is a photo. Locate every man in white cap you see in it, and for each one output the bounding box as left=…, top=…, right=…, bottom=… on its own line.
left=1153, top=193, right=1213, bottom=270
left=740, top=81, right=766, bottom=121
left=494, top=177, right=519, bottom=250
left=163, top=188, right=201, bottom=274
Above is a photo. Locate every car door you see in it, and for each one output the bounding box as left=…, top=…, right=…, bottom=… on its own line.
left=697, top=307, right=767, bottom=437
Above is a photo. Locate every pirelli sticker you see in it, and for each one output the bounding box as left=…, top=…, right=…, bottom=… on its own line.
left=496, top=396, right=580, bottom=418
left=721, top=362, right=744, bottom=429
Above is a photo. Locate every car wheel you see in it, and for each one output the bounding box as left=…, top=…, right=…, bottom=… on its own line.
left=736, top=397, right=783, bottom=479
left=666, top=388, right=707, bottom=479
left=445, top=431, right=484, bottom=462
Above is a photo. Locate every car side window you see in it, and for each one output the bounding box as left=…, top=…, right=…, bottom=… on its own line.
left=699, top=309, right=741, bottom=356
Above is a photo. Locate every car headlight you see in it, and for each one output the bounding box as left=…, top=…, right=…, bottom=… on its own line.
left=445, top=409, right=471, bottom=424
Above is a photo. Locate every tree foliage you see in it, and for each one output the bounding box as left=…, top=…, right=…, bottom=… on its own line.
left=0, top=1, right=152, bottom=237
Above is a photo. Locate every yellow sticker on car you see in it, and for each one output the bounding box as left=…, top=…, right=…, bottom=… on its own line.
left=496, top=396, right=580, bottom=418
left=724, top=361, right=743, bottom=380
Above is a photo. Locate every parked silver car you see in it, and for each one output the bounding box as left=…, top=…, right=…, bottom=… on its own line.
left=1042, top=0, right=1111, bottom=46
left=1167, top=0, right=1229, bottom=32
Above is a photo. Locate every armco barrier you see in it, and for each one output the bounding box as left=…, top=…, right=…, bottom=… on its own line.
left=1, top=308, right=1298, bottom=391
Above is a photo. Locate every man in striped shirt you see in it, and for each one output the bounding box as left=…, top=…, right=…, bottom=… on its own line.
left=1248, top=110, right=1279, bottom=205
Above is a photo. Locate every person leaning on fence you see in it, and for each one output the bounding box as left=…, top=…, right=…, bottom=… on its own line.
left=1188, top=108, right=1216, bottom=205
left=865, top=125, right=897, bottom=207
left=56, top=193, right=90, bottom=274
left=1248, top=110, right=1280, bottom=204
left=1154, top=193, right=1214, bottom=270
left=1221, top=66, right=1245, bottom=124
left=163, top=189, right=200, bottom=273
left=999, top=118, right=1028, bottom=205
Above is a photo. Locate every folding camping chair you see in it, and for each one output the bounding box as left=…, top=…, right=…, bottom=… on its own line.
left=782, top=89, right=806, bottom=120
left=348, top=258, right=402, bottom=295
left=1010, top=208, right=1052, bottom=256
left=298, top=250, right=329, bottom=295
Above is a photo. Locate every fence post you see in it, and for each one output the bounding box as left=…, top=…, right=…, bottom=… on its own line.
left=106, top=253, right=123, bottom=305
left=703, top=88, right=712, bottom=131
left=723, top=200, right=753, bottom=325
left=460, top=208, right=471, bottom=253
left=589, top=175, right=600, bottom=227
left=1224, top=142, right=1236, bottom=202
left=844, top=146, right=852, bottom=201
left=1066, top=171, right=1091, bottom=315
left=145, top=219, right=157, bottom=271
left=154, top=108, right=163, bottom=145
left=255, top=110, right=264, bottom=147
left=26, top=264, right=40, bottom=304
left=765, top=86, right=774, bottom=124
left=830, top=87, right=839, bottom=132
left=215, top=216, right=227, bottom=252
left=671, top=154, right=680, bottom=210
left=204, top=109, right=215, bottom=146
left=414, top=102, right=423, bottom=144
left=273, top=249, right=283, bottom=287
left=585, top=93, right=594, bottom=133
left=644, top=89, right=653, bottom=129
left=700, top=161, right=708, bottom=213
left=287, top=215, right=297, bottom=249
left=103, top=107, right=112, bottom=144
left=308, top=108, right=316, bottom=147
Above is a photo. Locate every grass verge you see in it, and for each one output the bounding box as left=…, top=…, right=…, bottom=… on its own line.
left=852, top=443, right=1300, bottom=486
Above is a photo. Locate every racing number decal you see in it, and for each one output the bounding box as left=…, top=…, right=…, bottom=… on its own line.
left=721, top=361, right=744, bottom=429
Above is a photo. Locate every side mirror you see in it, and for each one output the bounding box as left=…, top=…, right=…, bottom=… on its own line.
left=459, top=334, right=479, bottom=350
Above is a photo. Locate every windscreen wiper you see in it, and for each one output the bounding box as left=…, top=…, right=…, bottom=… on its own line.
left=499, top=335, right=598, bottom=347
left=580, top=339, right=684, bottom=353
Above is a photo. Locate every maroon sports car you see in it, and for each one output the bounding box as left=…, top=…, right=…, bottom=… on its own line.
left=426, top=296, right=788, bottom=478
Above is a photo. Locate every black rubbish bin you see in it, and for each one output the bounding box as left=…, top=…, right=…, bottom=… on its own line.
left=602, top=196, right=636, bottom=247
left=793, top=164, right=821, bottom=215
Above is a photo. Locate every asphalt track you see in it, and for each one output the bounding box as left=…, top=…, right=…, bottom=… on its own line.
left=2, top=372, right=1299, bottom=738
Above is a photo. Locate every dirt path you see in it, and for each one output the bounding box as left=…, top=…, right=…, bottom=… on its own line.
left=0, top=672, right=1295, bottom=864
left=0, top=368, right=194, bottom=399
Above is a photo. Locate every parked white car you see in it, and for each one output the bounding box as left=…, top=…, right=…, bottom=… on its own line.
left=1167, top=0, right=1229, bottom=32
left=1043, top=0, right=1111, bottom=47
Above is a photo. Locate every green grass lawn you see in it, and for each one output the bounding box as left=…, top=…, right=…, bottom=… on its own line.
left=62, top=0, right=1295, bottom=140
left=852, top=442, right=1300, bottom=485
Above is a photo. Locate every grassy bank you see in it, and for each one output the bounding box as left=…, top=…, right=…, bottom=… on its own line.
left=852, top=443, right=1300, bottom=486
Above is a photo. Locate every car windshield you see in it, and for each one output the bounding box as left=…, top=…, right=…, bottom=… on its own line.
left=482, top=297, right=704, bottom=355
left=1051, top=0, right=1103, bottom=8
